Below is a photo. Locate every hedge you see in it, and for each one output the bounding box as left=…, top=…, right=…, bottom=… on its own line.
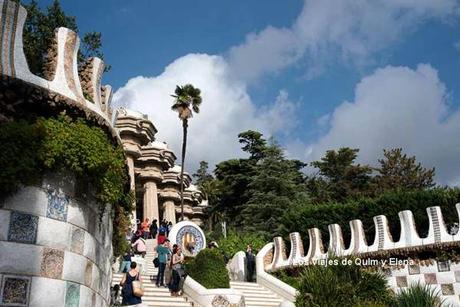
left=185, top=248, right=230, bottom=289
left=280, top=188, right=460, bottom=248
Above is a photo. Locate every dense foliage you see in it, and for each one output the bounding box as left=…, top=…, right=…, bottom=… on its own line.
left=0, top=116, right=132, bottom=256
left=280, top=259, right=394, bottom=306
left=275, top=264, right=443, bottom=307
left=185, top=248, right=230, bottom=289
left=395, top=283, right=443, bottom=307
left=210, top=230, right=268, bottom=259
left=16, top=0, right=108, bottom=76
left=197, top=129, right=439, bottom=240
left=280, top=188, right=460, bottom=247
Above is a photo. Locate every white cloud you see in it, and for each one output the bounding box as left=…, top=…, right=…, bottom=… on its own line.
left=113, top=54, right=297, bottom=172
left=304, top=64, right=460, bottom=185
left=228, top=0, right=459, bottom=82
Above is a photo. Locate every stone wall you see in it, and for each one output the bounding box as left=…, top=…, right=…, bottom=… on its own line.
left=0, top=175, right=113, bottom=307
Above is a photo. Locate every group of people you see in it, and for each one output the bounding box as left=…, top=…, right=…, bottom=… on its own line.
left=139, top=218, right=173, bottom=240
left=154, top=239, right=186, bottom=296
left=126, top=218, right=174, bottom=259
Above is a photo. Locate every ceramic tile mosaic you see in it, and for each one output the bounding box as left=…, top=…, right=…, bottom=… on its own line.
left=396, top=276, right=408, bottom=288
left=65, top=281, right=80, bottom=307
left=41, top=247, right=64, bottom=279
left=70, top=227, right=85, bottom=254
left=438, top=261, right=450, bottom=272
left=424, top=273, right=437, bottom=284
left=408, top=264, right=420, bottom=275
left=84, top=261, right=92, bottom=286
left=441, top=283, right=455, bottom=295
left=0, top=275, right=31, bottom=306
left=47, top=190, right=69, bottom=221
left=8, top=211, right=38, bottom=244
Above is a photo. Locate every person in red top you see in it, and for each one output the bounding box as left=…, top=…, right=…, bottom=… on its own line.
left=141, top=218, right=150, bottom=239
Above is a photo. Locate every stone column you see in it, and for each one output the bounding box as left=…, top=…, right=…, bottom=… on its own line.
left=143, top=181, right=159, bottom=222
left=163, top=200, right=176, bottom=224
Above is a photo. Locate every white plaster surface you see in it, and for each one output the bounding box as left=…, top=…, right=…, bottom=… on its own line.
left=83, top=231, right=96, bottom=262
left=1, top=186, right=47, bottom=216
left=29, top=276, right=66, bottom=307
left=62, top=251, right=88, bottom=284
left=0, top=209, right=10, bottom=241
left=67, top=199, right=90, bottom=231
left=0, top=241, right=43, bottom=275
left=36, top=216, right=71, bottom=250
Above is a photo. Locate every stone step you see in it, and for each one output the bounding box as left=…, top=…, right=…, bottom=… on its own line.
left=245, top=297, right=283, bottom=303
left=230, top=287, right=273, bottom=294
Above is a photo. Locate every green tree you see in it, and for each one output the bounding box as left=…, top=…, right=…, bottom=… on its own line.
left=307, top=147, right=372, bottom=203
left=18, top=0, right=107, bottom=76
left=193, top=161, right=214, bottom=187
left=374, top=148, right=435, bottom=193
left=242, top=140, right=307, bottom=236
left=238, top=130, right=267, bottom=160
left=171, top=84, right=203, bottom=221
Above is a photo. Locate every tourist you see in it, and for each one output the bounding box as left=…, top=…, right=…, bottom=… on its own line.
left=167, top=221, right=173, bottom=236
left=119, top=250, right=132, bottom=273
left=120, top=262, right=143, bottom=306
left=110, top=284, right=121, bottom=305
left=141, top=218, right=150, bottom=240
left=150, top=219, right=158, bottom=239
left=158, top=223, right=167, bottom=245
left=169, top=246, right=185, bottom=296
left=245, top=245, right=256, bottom=282
left=165, top=244, right=177, bottom=286
left=155, top=239, right=171, bottom=287
left=132, top=236, right=146, bottom=258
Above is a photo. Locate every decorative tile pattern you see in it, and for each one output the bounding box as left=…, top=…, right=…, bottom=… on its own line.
left=424, top=273, right=437, bottom=284
left=437, top=261, right=450, bottom=272
left=441, top=283, right=454, bottom=295
left=47, top=190, right=69, bottom=221
left=70, top=227, right=85, bottom=254
left=65, top=281, right=80, bottom=307
left=396, top=276, right=408, bottom=288
left=41, top=247, right=64, bottom=279
left=8, top=211, right=38, bottom=244
left=84, top=261, right=92, bottom=286
left=408, top=264, right=420, bottom=275
left=0, top=275, right=31, bottom=306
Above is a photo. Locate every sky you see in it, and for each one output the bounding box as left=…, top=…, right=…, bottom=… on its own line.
left=36, top=0, right=460, bottom=185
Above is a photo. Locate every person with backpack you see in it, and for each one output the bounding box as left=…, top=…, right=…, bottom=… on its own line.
left=158, top=223, right=167, bottom=245
left=155, top=239, right=171, bottom=287
left=119, top=250, right=132, bottom=273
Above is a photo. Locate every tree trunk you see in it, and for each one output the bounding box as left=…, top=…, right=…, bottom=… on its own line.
left=180, top=119, right=188, bottom=221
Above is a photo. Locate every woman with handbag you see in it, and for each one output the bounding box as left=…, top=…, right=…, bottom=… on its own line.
left=120, top=262, right=144, bottom=306
left=169, top=246, right=185, bottom=296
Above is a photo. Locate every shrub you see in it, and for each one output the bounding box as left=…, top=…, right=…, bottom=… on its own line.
left=293, top=259, right=394, bottom=307
left=212, top=230, right=269, bottom=259
left=185, top=248, right=230, bottom=289
left=395, top=283, right=443, bottom=307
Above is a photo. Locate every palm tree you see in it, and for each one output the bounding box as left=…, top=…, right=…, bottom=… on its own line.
left=171, top=84, right=202, bottom=221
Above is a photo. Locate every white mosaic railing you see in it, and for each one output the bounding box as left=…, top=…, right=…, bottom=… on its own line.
left=267, top=204, right=460, bottom=271
left=0, top=0, right=112, bottom=124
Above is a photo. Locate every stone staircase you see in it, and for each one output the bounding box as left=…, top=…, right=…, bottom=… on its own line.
left=230, top=281, right=283, bottom=307
left=112, top=239, right=192, bottom=307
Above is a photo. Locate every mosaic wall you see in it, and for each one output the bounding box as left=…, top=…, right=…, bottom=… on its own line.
left=0, top=175, right=113, bottom=307
left=384, top=260, right=460, bottom=306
